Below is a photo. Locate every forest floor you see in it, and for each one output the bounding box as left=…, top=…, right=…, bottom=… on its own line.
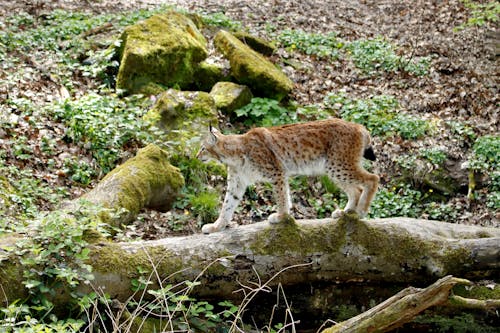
left=0, top=0, right=498, bottom=240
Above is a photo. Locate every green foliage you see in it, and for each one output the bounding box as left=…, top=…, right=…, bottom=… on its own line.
left=170, top=154, right=225, bottom=223
left=468, top=135, right=499, bottom=171
left=456, top=0, right=500, bottom=30
left=0, top=165, right=68, bottom=226
left=235, top=97, right=296, bottom=127
left=277, top=29, right=343, bottom=59
left=419, top=147, right=448, bottom=166
left=324, top=93, right=431, bottom=139
left=369, top=184, right=423, bottom=218
left=201, top=12, right=242, bottom=30
left=188, top=190, right=220, bottom=225
left=446, top=120, right=476, bottom=141
left=347, top=37, right=430, bottom=76
left=11, top=202, right=110, bottom=326
left=128, top=280, right=239, bottom=331
left=414, top=313, right=498, bottom=333
left=275, top=29, right=429, bottom=76
left=50, top=93, right=150, bottom=174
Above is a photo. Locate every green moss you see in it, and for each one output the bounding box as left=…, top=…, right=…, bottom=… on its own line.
left=0, top=176, right=15, bottom=210
left=0, top=235, right=26, bottom=305
left=144, top=89, right=218, bottom=154
left=116, top=11, right=208, bottom=95
left=214, top=30, right=293, bottom=101
left=193, top=60, right=231, bottom=91
left=250, top=216, right=346, bottom=256
left=209, top=81, right=253, bottom=114
left=86, top=144, right=183, bottom=227
left=452, top=283, right=500, bottom=300
left=233, top=31, right=277, bottom=56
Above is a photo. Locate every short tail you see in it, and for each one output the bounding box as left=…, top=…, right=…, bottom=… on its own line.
left=363, top=146, right=376, bottom=161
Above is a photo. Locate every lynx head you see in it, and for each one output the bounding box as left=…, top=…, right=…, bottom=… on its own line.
left=196, top=124, right=223, bottom=162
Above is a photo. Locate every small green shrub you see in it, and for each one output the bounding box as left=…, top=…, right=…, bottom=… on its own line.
left=456, top=0, right=500, bottom=30
left=235, top=97, right=296, bottom=127
left=469, top=135, right=499, bottom=171
left=369, top=184, right=423, bottom=218
left=277, top=29, right=343, bottom=59
left=347, top=37, right=430, bottom=76
left=14, top=202, right=110, bottom=319
left=324, top=93, right=431, bottom=139
left=419, top=147, right=448, bottom=166
left=50, top=93, right=150, bottom=174
left=189, top=191, right=220, bottom=225
left=201, top=12, right=242, bottom=30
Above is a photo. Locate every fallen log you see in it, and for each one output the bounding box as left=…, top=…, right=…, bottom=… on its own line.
left=61, top=143, right=184, bottom=227
left=321, top=275, right=499, bottom=333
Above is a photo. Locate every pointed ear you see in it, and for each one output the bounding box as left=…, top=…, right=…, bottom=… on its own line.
left=208, top=124, right=218, bottom=144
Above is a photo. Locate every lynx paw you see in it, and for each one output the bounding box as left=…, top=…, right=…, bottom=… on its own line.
left=331, top=209, right=345, bottom=219
left=201, top=219, right=229, bottom=234
left=268, top=213, right=281, bottom=224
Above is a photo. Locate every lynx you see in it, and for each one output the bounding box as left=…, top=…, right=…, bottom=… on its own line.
left=196, top=119, right=379, bottom=234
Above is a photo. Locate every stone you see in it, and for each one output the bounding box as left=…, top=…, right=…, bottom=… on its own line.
left=144, top=89, right=218, bottom=153
left=214, top=30, right=293, bottom=101
left=116, top=12, right=208, bottom=95
left=209, top=81, right=253, bottom=114
left=233, top=31, right=277, bottom=56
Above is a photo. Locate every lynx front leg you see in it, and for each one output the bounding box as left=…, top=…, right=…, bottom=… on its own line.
left=268, top=175, right=292, bottom=224
left=202, top=173, right=246, bottom=234
left=331, top=183, right=362, bottom=219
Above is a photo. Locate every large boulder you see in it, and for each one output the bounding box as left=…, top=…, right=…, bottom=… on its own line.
left=116, top=12, right=208, bottom=95
left=214, top=30, right=293, bottom=101
left=144, top=89, right=218, bottom=153
left=210, top=81, right=253, bottom=114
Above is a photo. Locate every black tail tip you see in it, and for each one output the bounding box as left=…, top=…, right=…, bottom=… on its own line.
left=364, top=146, right=376, bottom=161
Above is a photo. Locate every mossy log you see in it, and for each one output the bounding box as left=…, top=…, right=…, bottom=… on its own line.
left=1, top=213, right=499, bottom=322
left=62, top=144, right=184, bottom=227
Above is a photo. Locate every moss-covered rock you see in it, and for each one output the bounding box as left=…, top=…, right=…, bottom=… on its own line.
left=233, top=31, right=277, bottom=56
left=192, top=59, right=231, bottom=91
left=209, top=81, right=253, bottom=114
left=82, top=144, right=184, bottom=226
left=144, top=89, right=218, bottom=154
left=214, top=30, right=293, bottom=101
left=116, top=11, right=208, bottom=95
left=0, top=176, right=15, bottom=214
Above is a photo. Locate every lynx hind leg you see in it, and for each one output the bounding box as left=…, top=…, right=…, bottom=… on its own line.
left=356, top=172, right=379, bottom=217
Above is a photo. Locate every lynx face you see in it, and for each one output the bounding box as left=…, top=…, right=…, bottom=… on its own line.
left=196, top=119, right=379, bottom=234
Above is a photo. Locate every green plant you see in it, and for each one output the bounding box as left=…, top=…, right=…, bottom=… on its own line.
left=346, top=37, right=430, bottom=76
left=277, top=29, right=343, bottom=59
left=62, top=158, right=97, bottom=186
left=324, top=93, right=431, bottom=139
left=235, top=97, right=296, bottom=127
left=414, top=313, right=498, bottom=333
left=50, top=93, right=150, bottom=174
left=13, top=202, right=110, bottom=322
left=188, top=190, right=220, bottom=225
left=369, top=184, right=423, bottom=218
left=468, top=135, right=499, bottom=171
left=201, top=12, right=242, bottom=30
left=419, top=147, right=448, bottom=166
left=456, top=0, right=500, bottom=30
